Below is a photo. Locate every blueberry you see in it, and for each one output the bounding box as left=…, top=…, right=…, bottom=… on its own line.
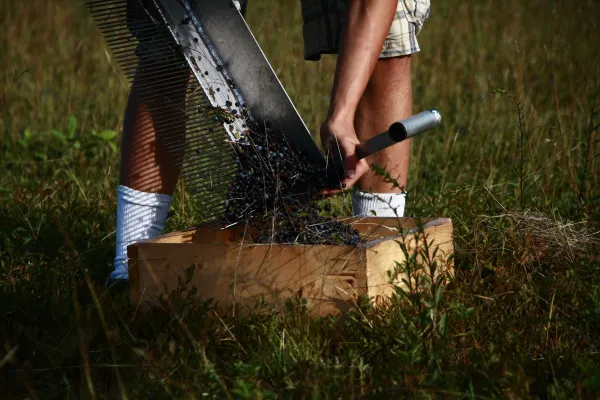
left=220, top=123, right=362, bottom=246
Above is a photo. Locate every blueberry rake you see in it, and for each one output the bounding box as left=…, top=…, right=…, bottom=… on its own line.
left=88, top=0, right=329, bottom=223
left=87, top=0, right=441, bottom=225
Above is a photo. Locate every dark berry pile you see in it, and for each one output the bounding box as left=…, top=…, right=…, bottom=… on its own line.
left=254, top=206, right=363, bottom=246
left=221, top=121, right=363, bottom=246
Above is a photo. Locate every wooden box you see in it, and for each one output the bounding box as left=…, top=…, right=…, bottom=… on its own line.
left=128, top=217, right=454, bottom=315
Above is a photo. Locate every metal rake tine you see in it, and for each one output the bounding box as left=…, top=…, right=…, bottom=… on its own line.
left=100, top=24, right=162, bottom=38
left=181, top=148, right=236, bottom=162
left=107, top=38, right=177, bottom=52
left=87, top=4, right=128, bottom=15
left=162, top=134, right=229, bottom=153
left=181, top=165, right=237, bottom=183
left=162, top=134, right=230, bottom=154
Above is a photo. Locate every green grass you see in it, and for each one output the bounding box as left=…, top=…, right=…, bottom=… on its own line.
left=1, top=0, right=600, bottom=398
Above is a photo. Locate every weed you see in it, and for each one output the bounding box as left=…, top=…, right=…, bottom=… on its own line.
left=492, top=88, right=528, bottom=210
left=577, top=81, right=600, bottom=216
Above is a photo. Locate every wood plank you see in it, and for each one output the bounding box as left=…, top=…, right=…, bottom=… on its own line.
left=364, top=219, right=454, bottom=304
left=128, top=217, right=454, bottom=316
left=142, top=222, right=256, bottom=244
left=130, top=242, right=368, bottom=315
left=136, top=217, right=441, bottom=245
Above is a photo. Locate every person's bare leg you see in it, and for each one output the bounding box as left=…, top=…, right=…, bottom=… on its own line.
left=110, top=63, right=188, bottom=282
left=119, top=66, right=188, bottom=194
left=354, top=55, right=412, bottom=193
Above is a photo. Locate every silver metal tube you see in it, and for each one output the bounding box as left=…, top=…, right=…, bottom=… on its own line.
left=355, top=110, right=442, bottom=160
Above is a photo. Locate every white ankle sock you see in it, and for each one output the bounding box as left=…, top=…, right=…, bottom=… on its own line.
left=351, top=190, right=407, bottom=217
left=111, top=185, right=172, bottom=281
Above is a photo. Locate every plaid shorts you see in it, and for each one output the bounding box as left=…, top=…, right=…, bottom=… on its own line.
left=301, top=0, right=430, bottom=61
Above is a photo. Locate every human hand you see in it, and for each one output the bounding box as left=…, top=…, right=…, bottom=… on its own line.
left=319, top=117, right=369, bottom=195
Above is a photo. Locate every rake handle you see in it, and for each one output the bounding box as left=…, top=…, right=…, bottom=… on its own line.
left=325, top=109, right=442, bottom=188
left=355, top=110, right=442, bottom=161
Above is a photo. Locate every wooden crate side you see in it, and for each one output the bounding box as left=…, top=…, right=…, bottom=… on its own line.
left=365, top=218, right=454, bottom=304
left=349, top=217, right=438, bottom=239
left=141, top=226, right=197, bottom=244
left=129, top=242, right=368, bottom=316
left=134, top=217, right=440, bottom=246
left=138, top=222, right=255, bottom=245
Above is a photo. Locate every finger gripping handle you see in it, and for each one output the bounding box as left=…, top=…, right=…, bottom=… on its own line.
left=355, top=110, right=441, bottom=160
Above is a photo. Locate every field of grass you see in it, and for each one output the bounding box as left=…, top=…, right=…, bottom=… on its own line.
left=1, top=0, right=600, bottom=398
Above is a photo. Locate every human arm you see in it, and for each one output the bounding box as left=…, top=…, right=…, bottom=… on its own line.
left=320, top=0, right=398, bottom=190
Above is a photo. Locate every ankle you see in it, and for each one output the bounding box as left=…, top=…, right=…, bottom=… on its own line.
left=351, top=190, right=406, bottom=217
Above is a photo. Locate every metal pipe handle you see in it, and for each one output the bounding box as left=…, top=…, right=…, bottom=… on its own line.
left=326, top=109, right=441, bottom=188
left=355, top=109, right=442, bottom=160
